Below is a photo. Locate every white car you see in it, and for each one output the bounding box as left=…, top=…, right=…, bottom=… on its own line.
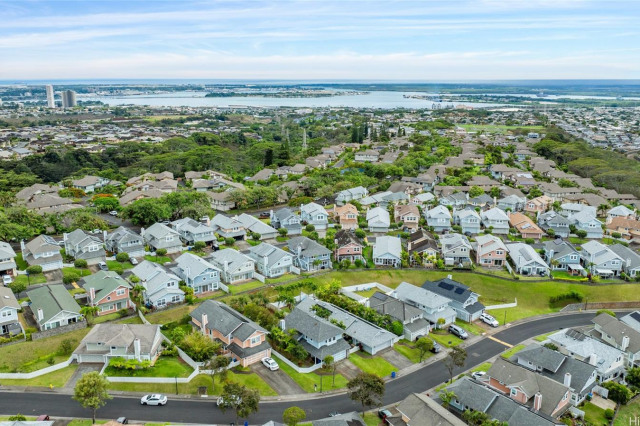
left=217, top=395, right=241, bottom=406
left=109, top=211, right=118, bottom=216
left=472, top=371, right=486, bottom=380
left=480, top=313, right=499, bottom=327
left=140, top=394, right=167, bottom=406
left=261, top=357, right=279, bottom=371
left=130, top=257, right=139, bottom=265
left=2, top=275, right=12, bottom=286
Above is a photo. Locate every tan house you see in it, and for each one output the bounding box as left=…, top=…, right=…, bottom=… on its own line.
left=333, top=203, right=359, bottom=230
left=524, top=195, right=553, bottom=214
left=606, top=217, right=640, bottom=240
left=394, top=204, right=420, bottom=232
left=508, top=212, right=545, bottom=240
left=190, top=300, right=270, bottom=367
left=474, top=234, right=507, bottom=268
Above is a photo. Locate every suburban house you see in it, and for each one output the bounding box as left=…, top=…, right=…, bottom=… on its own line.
left=542, top=240, right=582, bottom=274
left=170, top=217, right=216, bottom=245
left=209, top=214, right=247, bottom=240
left=579, top=240, right=622, bottom=278
left=206, top=249, right=255, bottom=284
left=474, top=234, right=507, bottom=268
left=606, top=205, right=635, bottom=224
left=0, top=242, right=17, bottom=277
left=235, top=213, right=278, bottom=240
left=369, top=292, right=430, bottom=341
left=606, top=217, right=640, bottom=240
left=71, top=175, right=110, bottom=193
left=407, top=229, right=438, bottom=266
left=27, top=284, right=83, bottom=331
left=439, top=192, right=468, bottom=208
left=538, top=211, right=572, bottom=238
left=333, top=204, right=359, bottom=230
left=300, top=202, right=329, bottom=231
left=63, top=229, right=106, bottom=265
left=609, top=244, right=640, bottom=278
left=484, top=357, right=572, bottom=419
left=105, top=226, right=145, bottom=258
left=393, top=281, right=457, bottom=327
left=525, top=195, right=553, bottom=214
left=366, top=207, right=391, bottom=233
left=548, top=328, right=626, bottom=382
left=572, top=210, right=604, bottom=239
left=372, top=236, right=402, bottom=268
left=208, top=191, right=236, bottom=212
left=508, top=212, right=545, bottom=240
left=81, top=271, right=134, bottom=315
left=592, top=313, right=640, bottom=366
left=422, top=277, right=485, bottom=322
left=621, top=311, right=640, bottom=332
left=0, top=287, right=21, bottom=336
left=246, top=243, right=293, bottom=278
left=440, top=233, right=473, bottom=267
left=334, top=230, right=365, bottom=264
left=287, top=236, right=332, bottom=272
left=498, top=194, right=527, bottom=212
left=410, top=192, right=435, bottom=208
left=480, top=207, right=510, bottom=235
left=142, top=223, right=183, bottom=254
left=190, top=300, right=271, bottom=366
left=21, top=235, right=63, bottom=272
left=386, top=392, right=466, bottom=426
left=73, top=323, right=163, bottom=364
left=394, top=205, right=420, bottom=233
left=131, top=260, right=185, bottom=308
left=171, top=253, right=220, bottom=294
left=425, top=205, right=452, bottom=233
left=283, top=307, right=351, bottom=363
left=270, top=208, right=302, bottom=236
left=296, top=295, right=398, bottom=355
left=506, top=242, right=550, bottom=276
left=453, top=208, right=481, bottom=235
left=512, top=343, right=597, bottom=405
left=354, top=149, right=380, bottom=162
left=336, top=186, right=368, bottom=206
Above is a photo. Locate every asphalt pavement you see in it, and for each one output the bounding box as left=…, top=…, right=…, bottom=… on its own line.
left=0, top=311, right=602, bottom=424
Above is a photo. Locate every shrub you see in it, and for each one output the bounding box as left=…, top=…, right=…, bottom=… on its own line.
left=8, top=415, right=26, bottom=421
left=25, top=265, right=43, bottom=275
left=305, top=224, right=315, bottom=232
left=543, top=343, right=559, bottom=351
left=116, top=252, right=130, bottom=263
left=224, top=237, right=235, bottom=246
left=9, top=280, right=26, bottom=294
left=193, top=241, right=206, bottom=251
left=63, top=270, right=81, bottom=284
left=576, top=230, right=588, bottom=238
left=549, top=291, right=583, bottom=308
left=604, top=409, right=614, bottom=420
left=74, top=259, right=88, bottom=268
left=47, top=356, right=55, bottom=366
left=278, top=228, right=288, bottom=237
left=596, top=309, right=616, bottom=317
left=612, top=232, right=622, bottom=239
left=524, top=238, right=535, bottom=244
left=58, top=338, right=75, bottom=356
left=355, top=228, right=366, bottom=239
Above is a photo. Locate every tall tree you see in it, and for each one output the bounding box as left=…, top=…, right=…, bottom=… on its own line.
left=72, top=372, right=112, bottom=423
left=264, top=148, right=274, bottom=167
left=203, top=355, right=230, bottom=392
left=282, top=406, right=306, bottom=426
left=415, top=337, right=434, bottom=362
left=218, top=383, right=260, bottom=424
left=444, top=347, right=467, bottom=383
left=323, top=355, right=336, bottom=386
left=347, top=372, right=385, bottom=415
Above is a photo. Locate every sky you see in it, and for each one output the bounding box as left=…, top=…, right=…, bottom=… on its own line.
left=1, top=0, right=639, bottom=80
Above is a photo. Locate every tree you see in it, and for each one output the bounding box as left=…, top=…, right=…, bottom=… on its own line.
left=9, top=280, right=26, bottom=295
left=123, top=198, right=171, bottom=226
left=283, top=406, right=306, bottom=426
left=462, top=409, right=490, bottom=426
left=444, top=347, right=467, bottom=383
left=72, top=371, right=112, bottom=423
left=468, top=186, right=484, bottom=198
left=193, top=241, right=206, bottom=251
left=80, top=305, right=99, bottom=325
left=218, top=382, right=260, bottom=424
left=439, top=390, right=456, bottom=409
left=155, top=248, right=167, bottom=260
left=93, top=196, right=120, bottom=213
left=115, top=252, right=129, bottom=263
left=576, top=229, right=588, bottom=238
left=203, top=355, right=230, bottom=392
left=278, top=227, right=288, bottom=237
left=323, top=355, right=336, bottom=386
left=25, top=265, right=42, bottom=275
left=626, top=367, right=640, bottom=388
left=415, top=337, right=434, bottom=362
left=602, top=381, right=630, bottom=405
left=180, top=332, right=220, bottom=362
left=74, top=259, right=88, bottom=268
left=347, top=372, right=385, bottom=415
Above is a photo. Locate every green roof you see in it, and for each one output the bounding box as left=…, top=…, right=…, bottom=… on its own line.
left=27, top=284, right=82, bottom=325
left=81, top=271, right=131, bottom=304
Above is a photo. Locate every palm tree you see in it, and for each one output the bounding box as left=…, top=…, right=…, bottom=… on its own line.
left=598, top=203, right=610, bottom=217
left=80, top=305, right=99, bottom=325
left=131, top=284, right=145, bottom=306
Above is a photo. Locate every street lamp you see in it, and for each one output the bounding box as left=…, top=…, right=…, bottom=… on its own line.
left=26, top=271, right=30, bottom=286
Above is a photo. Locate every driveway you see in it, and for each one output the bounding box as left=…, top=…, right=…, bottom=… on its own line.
left=250, top=363, right=304, bottom=395
left=65, top=363, right=104, bottom=389
left=335, top=358, right=361, bottom=380
left=378, top=347, right=413, bottom=370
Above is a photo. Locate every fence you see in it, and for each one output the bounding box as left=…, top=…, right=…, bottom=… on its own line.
left=31, top=320, right=87, bottom=340
left=485, top=298, right=518, bottom=311
left=254, top=272, right=266, bottom=283
left=218, top=282, right=230, bottom=293
left=561, top=301, right=640, bottom=312
left=0, top=357, right=73, bottom=380
left=106, top=369, right=200, bottom=384
left=271, top=349, right=323, bottom=373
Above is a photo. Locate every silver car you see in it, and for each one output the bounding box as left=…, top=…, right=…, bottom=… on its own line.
left=140, top=394, right=167, bottom=406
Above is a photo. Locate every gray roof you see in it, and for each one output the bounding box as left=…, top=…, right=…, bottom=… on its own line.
left=144, top=222, right=180, bottom=241
left=621, top=311, right=640, bottom=333
left=75, top=323, right=161, bottom=355
left=313, top=412, right=365, bottom=426
left=548, top=329, right=625, bottom=374
left=172, top=252, right=219, bottom=280
left=131, top=260, right=182, bottom=296
left=284, top=307, right=343, bottom=342
left=392, top=393, right=466, bottom=426
left=593, top=313, right=640, bottom=354
left=247, top=243, right=291, bottom=267
left=206, top=249, right=254, bottom=273
left=481, top=207, right=509, bottom=221
left=191, top=300, right=266, bottom=340
left=236, top=213, right=277, bottom=235
left=393, top=282, right=452, bottom=310
left=0, top=242, right=16, bottom=260
left=25, top=234, right=60, bottom=256
left=27, top=284, right=82, bottom=325
left=0, top=287, right=20, bottom=310
left=422, top=278, right=476, bottom=304
left=106, top=226, right=142, bottom=246
left=580, top=241, right=621, bottom=265
left=369, top=292, right=423, bottom=323
left=609, top=244, right=640, bottom=270
left=446, top=377, right=497, bottom=412
left=506, top=242, right=549, bottom=268
left=287, top=236, right=331, bottom=257
left=542, top=239, right=579, bottom=260
left=171, top=217, right=215, bottom=235
left=272, top=207, right=297, bottom=222
left=373, top=236, right=401, bottom=259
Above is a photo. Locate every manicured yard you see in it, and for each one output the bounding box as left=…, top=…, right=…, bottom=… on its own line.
left=354, top=288, right=379, bottom=298
left=13, top=273, right=47, bottom=287
left=93, top=312, right=123, bottom=324
left=144, top=255, right=172, bottom=264
left=551, top=270, right=589, bottom=282
left=145, top=305, right=196, bottom=324
left=349, top=353, right=397, bottom=377
left=104, top=356, right=193, bottom=378
left=265, top=273, right=296, bottom=284
left=582, top=401, right=609, bottom=425
left=430, top=330, right=464, bottom=348
left=272, top=354, right=348, bottom=393
left=501, top=344, right=526, bottom=359
left=0, top=327, right=90, bottom=372
left=614, top=397, right=640, bottom=426
left=15, top=253, right=28, bottom=270
left=62, top=267, right=92, bottom=278
left=0, top=365, right=78, bottom=387
left=471, top=362, right=492, bottom=373
left=455, top=319, right=485, bottom=336
left=228, top=280, right=264, bottom=295
left=534, top=331, right=556, bottom=342
left=68, top=420, right=109, bottom=426
left=394, top=340, right=432, bottom=363
left=118, top=316, right=144, bottom=324
left=106, top=260, right=134, bottom=271
left=363, top=412, right=382, bottom=426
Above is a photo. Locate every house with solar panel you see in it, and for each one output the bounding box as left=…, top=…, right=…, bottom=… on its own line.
left=421, top=276, right=485, bottom=322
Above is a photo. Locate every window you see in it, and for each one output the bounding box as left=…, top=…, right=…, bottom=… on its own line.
left=250, top=335, right=261, bottom=345
left=171, top=295, right=181, bottom=303
left=116, top=289, right=126, bottom=296
left=510, top=389, right=517, bottom=396
left=496, top=250, right=503, bottom=255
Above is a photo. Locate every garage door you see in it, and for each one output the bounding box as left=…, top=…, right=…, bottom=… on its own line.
left=79, top=354, right=106, bottom=363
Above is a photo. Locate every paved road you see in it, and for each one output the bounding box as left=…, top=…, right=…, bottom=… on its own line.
left=0, top=311, right=600, bottom=424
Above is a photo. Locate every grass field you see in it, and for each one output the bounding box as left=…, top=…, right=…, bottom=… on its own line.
left=614, top=398, right=639, bottom=425
left=144, top=255, right=172, bottom=264
left=430, top=330, right=464, bottom=348
left=93, top=312, right=123, bottom=324
left=0, top=327, right=90, bottom=372
left=104, top=356, right=193, bottom=378
left=501, top=344, right=526, bottom=359
left=272, top=354, right=348, bottom=393
left=393, top=340, right=432, bottom=363
left=455, top=319, right=485, bottom=336
left=15, top=253, right=28, bottom=270
left=582, top=401, right=609, bottom=425
left=228, top=280, right=264, bottom=295
left=106, top=260, right=134, bottom=271
left=349, top=353, right=397, bottom=377
left=471, top=362, right=492, bottom=373
left=0, top=365, right=78, bottom=387
left=145, top=305, right=195, bottom=324
left=14, top=273, right=47, bottom=287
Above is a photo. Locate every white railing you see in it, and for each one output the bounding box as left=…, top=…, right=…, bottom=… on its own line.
left=485, top=298, right=518, bottom=310
left=0, top=357, right=73, bottom=379
left=271, top=350, right=323, bottom=373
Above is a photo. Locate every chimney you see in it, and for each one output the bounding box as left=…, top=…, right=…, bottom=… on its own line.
left=627, top=258, right=631, bottom=268
left=447, top=274, right=452, bottom=280
left=63, top=232, right=68, bottom=242
left=297, top=245, right=302, bottom=258
left=533, top=392, right=542, bottom=411
left=279, top=319, right=286, bottom=330
left=589, top=353, right=597, bottom=366
left=20, top=240, right=25, bottom=253
left=622, top=335, right=630, bottom=351
left=37, top=307, right=44, bottom=322
left=564, top=372, right=572, bottom=388
left=493, top=196, right=497, bottom=206
left=134, top=338, right=141, bottom=361
left=89, top=287, right=96, bottom=302
left=263, top=255, right=268, bottom=270
left=223, top=260, right=229, bottom=272
left=201, top=313, right=208, bottom=333
left=140, top=227, right=145, bottom=238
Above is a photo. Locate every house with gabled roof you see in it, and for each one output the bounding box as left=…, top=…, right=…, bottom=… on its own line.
left=440, top=233, right=472, bottom=267
left=131, top=260, right=185, bottom=308
left=439, top=192, right=468, bottom=208
left=393, top=282, right=456, bottom=327
left=506, top=242, right=550, bottom=276
left=572, top=210, right=603, bottom=239
left=206, top=249, right=255, bottom=284
left=170, top=217, right=216, bottom=245
left=422, top=276, right=484, bottom=322
left=366, top=207, right=390, bottom=233
left=21, top=235, right=63, bottom=272
left=453, top=208, right=481, bottom=235
left=592, top=313, right=640, bottom=367
left=369, top=292, right=430, bottom=341
left=609, top=243, right=640, bottom=278
left=27, top=284, right=83, bottom=331
left=209, top=214, right=246, bottom=240
left=542, top=239, right=582, bottom=274
left=236, top=213, right=278, bottom=240
left=334, top=230, right=364, bottom=264
left=81, top=271, right=133, bottom=316
left=336, top=186, right=368, bottom=206
left=270, top=207, right=302, bottom=236
left=191, top=300, right=271, bottom=366
left=372, top=236, right=402, bottom=268
left=474, top=234, right=507, bottom=268
left=73, top=323, right=163, bottom=364
left=480, top=207, right=510, bottom=234
left=333, top=203, right=359, bottom=230
left=538, top=211, right=571, bottom=238
left=606, top=217, right=640, bottom=240
left=607, top=205, right=635, bottom=224
left=0, top=241, right=17, bottom=277
left=0, top=287, right=21, bottom=336
left=394, top=204, right=420, bottom=233
left=71, top=175, right=110, bottom=193
left=246, top=242, right=293, bottom=278
left=525, top=195, right=553, bottom=214
left=407, top=229, right=438, bottom=266
left=508, top=211, right=544, bottom=240
left=63, top=229, right=106, bottom=265
left=105, top=226, right=145, bottom=258
left=142, top=223, right=183, bottom=254
left=171, top=252, right=220, bottom=294
left=579, top=240, right=622, bottom=277
left=498, top=194, right=526, bottom=212
left=387, top=392, right=466, bottom=426
left=287, top=236, right=332, bottom=272
left=300, top=202, right=329, bottom=231
left=425, top=205, right=452, bottom=233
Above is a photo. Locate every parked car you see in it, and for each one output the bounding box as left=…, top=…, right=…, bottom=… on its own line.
left=109, top=211, right=119, bottom=216
left=378, top=409, right=392, bottom=420
left=130, top=257, right=139, bottom=265
left=116, top=417, right=128, bottom=424
left=328, top=412, right=341, bottom=417
left=430, top=340, right=442, bottom=353
left=98, top=262, right=109, bottom=271
left=3, top=275, right=12, bottom=286
left=471, top=371, right=486, bottom=380
left=261, top=357, right=279, bottom=371
left=36, top=415, right=50, bottom=421
left=259, top=212, right=270, bottom=219
left=480, top=312, right=499, bottom=327
left=140, top=394, right=167, bottom=406
left=448, top=324, right=468, bottom=340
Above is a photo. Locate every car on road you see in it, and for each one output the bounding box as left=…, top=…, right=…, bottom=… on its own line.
left=98, top=262, right=109, bottom=271
left=3, top=275, right=12, bottom=286
left=261, top=357, right=279, bottom=371
left=328, top=412, right=341, bottom=417
left=480, top=312, right=499, bottom=327
left=109, top=211, right=119, bottom=216
left=258, top=212, right=270, bottom=219
left=140, top=394, right=167, bottom=406
left=130, top=257, right=139, bottom=265
left=448, top=324, right=468, bottom=340
left=471, top=371, right=486, bottom=380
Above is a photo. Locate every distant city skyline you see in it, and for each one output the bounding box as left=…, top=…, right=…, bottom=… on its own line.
left=1, top=0, right=639, bottom=80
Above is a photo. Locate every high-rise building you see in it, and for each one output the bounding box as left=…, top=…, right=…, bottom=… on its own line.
left=61, top=90, right=77, bottom=108
left=45, top=84, right=55, bottom=108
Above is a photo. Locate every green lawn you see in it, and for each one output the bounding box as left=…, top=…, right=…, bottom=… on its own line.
left=363, top=412, right=382, bottom=426
left=145, top=305, right=195, bottom=324
left=229, top=280, right=264, bottom=295
left=108, top=371, right=276, bottom=396
left=0, top=365, right=78, bottom=387
left=551, top=270, right=589, bottom=282
left=501, top=344, right=526, bottom=359
left=349, top=353, right=397, bottom=377
left=13, top=273, right=47, bottom=287
left=265, top=274, right=296, bottom=284
left=68, top=421, right=109, bottom=426
left=144, top=255, right=172, bottom=264
left=568, top=237, right=588, bottom=245
left=354, top=288, right=379, bottom=298
left=430, top=331, right=464, bottom=348
left=393, top=340, right=432, bottom=363
left=271, top=354, right=348, bottom=393
left=455, top=319, right=485, bottom=336
left=106, top=260, right=134, bottom=271
left=104, top=356, right=193, bottom=378
left=534, top=331, right=556, bottom=342
left=581, top=402, right=609, bottom=425
left=614, top=398, right=640, bottom=425
left=0, top=327, right=90, bottom=372
left=471, top=362, right=492, bottom=373
left=15, top=253, right=28, bottom=270
left=93, top=312, right=123, bottom=324
left=118, top=316, right=144, bottom=324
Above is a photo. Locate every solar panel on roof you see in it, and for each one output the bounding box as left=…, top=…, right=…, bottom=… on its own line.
left=454, top=288, right=465, bottom=294
left=565, top=329, right=586, bottom=341
left=438, top=282, right=454, bottom=291
left=630, top=312, right=640, bottom=323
